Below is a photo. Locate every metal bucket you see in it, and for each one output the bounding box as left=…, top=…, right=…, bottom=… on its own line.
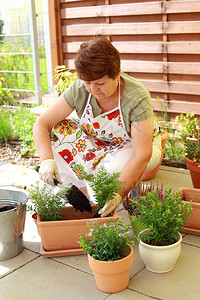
left=0, top=188, right=28, bottom=261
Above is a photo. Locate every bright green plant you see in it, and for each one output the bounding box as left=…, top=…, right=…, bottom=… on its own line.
left=12, top=105, right=37, bottom=156
left=132, top=189, right=193, bottom=246
left=54, top=65, right=78, bottom=96
left=184, top=138, right=200, bottom=163
left=73, top=164, right=124, bottom=210
left=0, top=14, right=4, bottom=44
left=176, top=112, right=200, bottom=140
left=0, top=76, right=15, bottom=105
left=0, top=108, right=13, bottom=143
left=27, top=181, right=69, bottom=221
left=78, top=218, right=134, bottom=261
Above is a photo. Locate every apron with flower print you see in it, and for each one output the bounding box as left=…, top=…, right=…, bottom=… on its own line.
left=51, top=84, right=132, bottom=179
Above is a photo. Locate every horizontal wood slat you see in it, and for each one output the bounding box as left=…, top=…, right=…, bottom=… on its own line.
left=121, top=61, right=200, bottom=75
left=61, top=2, right=162, bottom=19
left=62, top=21, right=200, bottom=36
left=61, top=1, right=200, bottom=19
left=152, top=99, right=200, bottom=115
left=66, top=59, right=200, bottom=76
left=63, top=41, right=200, bottom=55
left=141, top=80, right=200, bottom=96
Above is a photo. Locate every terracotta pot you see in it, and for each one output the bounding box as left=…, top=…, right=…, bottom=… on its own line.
left=185, top=157, right=200, bottom=189
left=88, top=244, right=133, bottom=293
left=139, top=229, right=182, bottom=273
left=142, top=131, right=169, bottom=181
left=179, top=187, right=200, bottom=235
left=37, top=204, right=119, bottom=252
left=32, top=213, right=40, bottom=234
left=129, top=214, right=148, bottom=236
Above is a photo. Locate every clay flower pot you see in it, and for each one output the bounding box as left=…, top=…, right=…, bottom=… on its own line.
left=142, top=130, right=168, bottom=181
left=179, top=187, right=200, bottom=235
left=88, top=244, right=133, bottom=293
left=37, top=204, right=119, bottom=255
left=185, top=157, right=200, bottom=189
left=139, top=229, right=182, bottom=273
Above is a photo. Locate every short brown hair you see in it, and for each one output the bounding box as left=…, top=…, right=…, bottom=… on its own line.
left=74, top=36, right=120, bottom=81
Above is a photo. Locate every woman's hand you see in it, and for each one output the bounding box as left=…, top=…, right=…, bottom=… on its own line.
left=99, top=194, right=122, bottom=217
left=39, top=159, right=62, bottom=187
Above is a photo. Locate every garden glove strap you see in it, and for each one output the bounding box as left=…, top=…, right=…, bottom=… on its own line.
left=39, top=159, right=62, bottom=187
left=99, top=194, right=122, bottom=217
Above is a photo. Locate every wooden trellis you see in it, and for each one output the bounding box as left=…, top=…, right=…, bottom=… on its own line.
left=50, top=0, right=200, bottom=117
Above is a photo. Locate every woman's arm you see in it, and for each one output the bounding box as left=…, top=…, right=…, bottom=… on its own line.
left=33, top=93, right=74, bottom=162
left=99, top=116, right=153, bottom=217
left=118, top=115, right=153, bottom=198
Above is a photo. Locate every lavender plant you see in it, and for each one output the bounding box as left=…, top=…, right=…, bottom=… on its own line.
left=132, top=189, right=193, bottom=246
left=78, top=218, right=135, bottom=261
left=73, top=164, right=124, bottom=210
left=27, top=182, right=69, bottom=221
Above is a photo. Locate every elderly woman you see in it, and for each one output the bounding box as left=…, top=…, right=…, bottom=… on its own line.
left=33, top=36, right=162, bottom=217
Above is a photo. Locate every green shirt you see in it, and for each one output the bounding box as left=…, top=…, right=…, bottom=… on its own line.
left=63, top=72, right=153, bottom=136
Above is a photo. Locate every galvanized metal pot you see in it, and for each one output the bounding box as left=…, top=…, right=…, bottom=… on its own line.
left=0, top=188, right=28, bottom=261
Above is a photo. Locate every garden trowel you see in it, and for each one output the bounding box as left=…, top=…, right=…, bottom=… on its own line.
left=34, top=166, right=92, bottom=213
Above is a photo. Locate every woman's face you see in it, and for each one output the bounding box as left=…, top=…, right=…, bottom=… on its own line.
left=83, top=74, right=119, bottom=100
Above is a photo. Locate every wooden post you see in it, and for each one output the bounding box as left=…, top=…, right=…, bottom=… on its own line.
left=48, top=0, right=60, bottom=85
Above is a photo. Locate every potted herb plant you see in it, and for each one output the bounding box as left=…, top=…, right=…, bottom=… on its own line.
left=183, top=138, right=200, bottom=189
left=123, top=183, right=164, bottom=235
left=131, top=189, right=193, bottom=273
left=27, top=166, right=121, bottom=257
left=176, top=112, right=200, bottom=188
left=73, top=164, right=124, bottom=213
left=78, top=218, right=134, bottom=293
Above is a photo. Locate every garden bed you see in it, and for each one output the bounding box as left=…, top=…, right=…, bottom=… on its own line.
left=0, top=139, right=40, bottom=168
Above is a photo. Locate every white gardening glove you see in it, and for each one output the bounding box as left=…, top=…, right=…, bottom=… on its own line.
left=99, top=194, right=122, bottom=217
left=39, top=159, right=62, bottom=187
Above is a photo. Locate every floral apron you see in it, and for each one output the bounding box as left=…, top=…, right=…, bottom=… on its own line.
left=51, top=83, right=132, bottom=182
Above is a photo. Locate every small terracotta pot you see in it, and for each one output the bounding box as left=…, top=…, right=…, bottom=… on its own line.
left=139, top=229, right=182, bottom=273
left=37, top=204, right=119, bottom=252
left=185, top=157, right=200, bottom=189
left=32, top=213, right=40, bottom=234
left=179, top=187, right=200, bottom=235
left=142, top=131, right=169, bottom=181
left=88, top=244, right=133, bottom=293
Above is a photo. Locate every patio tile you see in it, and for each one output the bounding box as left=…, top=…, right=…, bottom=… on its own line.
left=129, top=243, right=200, bottom=300
left=182, top=233, right=200, bottom=247
left=0, top=163, right=39, bottom=189
left=107, top=289, right=153, bottom=299
left=0, top=256, right=106, bottom=300
left=23, top=212, right=41, bottom=254
left=0, top=249, right=39, bottom=279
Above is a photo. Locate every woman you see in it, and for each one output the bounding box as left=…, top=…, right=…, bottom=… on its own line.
left=33, top=36, right=162, bottom=217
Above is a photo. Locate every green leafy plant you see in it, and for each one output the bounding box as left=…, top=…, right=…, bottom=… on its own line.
left=131, top=189, right=193, bottom=246
left=0, top=108, right=13, bottom=143
left=184, top=138, right=200, bottom=163
left=54, top=66, right=78, bottom=96
left=12, top=105, right=37, bottom=156
left=73, top=164, right=124, bottom=210
left=176, top=112, right=200, bottom=163
left=78, top=218, right=134, bottom=261
left=27, top=181, right=69, bottom=221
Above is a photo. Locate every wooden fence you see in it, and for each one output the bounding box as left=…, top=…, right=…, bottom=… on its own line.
left=49, top=0, right=200, bottom=117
